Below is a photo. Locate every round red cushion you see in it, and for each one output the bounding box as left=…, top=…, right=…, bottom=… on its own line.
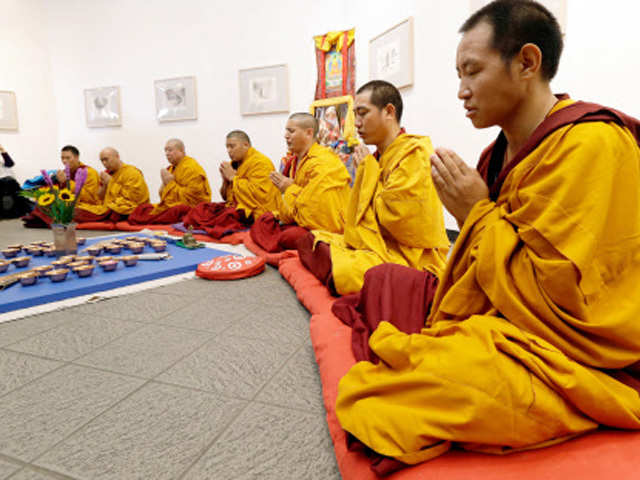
left=196, top=254, right=266, bottom=280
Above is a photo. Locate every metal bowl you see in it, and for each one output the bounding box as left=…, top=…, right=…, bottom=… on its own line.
left=77, top=237, right=86, bottom=245
left=2, top=249, right=19, bottom=259
left=12, top=256, right=32, bottom=268
left=0, top=260, right=10, bottom=273
left=19, top=272, right=39, bottom=286
left=74, top=264, right=95, bottom=277
left=86, top=246, right=102, bottom=256
left=47, top=268, right=69, bottom=282
left=99, top=260, right=118, bottom=272
left=121, top=255, right=139, bottom=267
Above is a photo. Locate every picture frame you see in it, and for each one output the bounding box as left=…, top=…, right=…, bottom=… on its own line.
left=0, top=91, right=19, bottom=131
left=238, top=64, right=290, bottom=116
left=469, top=0, right=567, bottom=32
left=154, top=76, right=197, bottom=122
left=84, top=86, right=122, bottom=128
left=369, top=17, right=414, bottom=89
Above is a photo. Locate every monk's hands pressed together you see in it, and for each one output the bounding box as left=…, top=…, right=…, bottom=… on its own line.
left=270, top=171, right=294, bottom=193
left=430, top=147, right=489, bottom=227
left=99, top=171, right=112, bottom=185
left=160, top=167, right=175, bottom=186
left=219, top=162, right=236, bottom=182
left=55, top=169, right=67, bottom=185
left=352, top=144, right=371, bottom=169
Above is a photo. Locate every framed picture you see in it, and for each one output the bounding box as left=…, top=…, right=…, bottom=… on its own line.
left=84, top=86, right=122, bottom=128
left=369, top=17, right=414, bottom=89
left=154, top=76, right=197, bottom=122
left=469, top=0, right=567, bottom=32
left=0, top=91, right=19, bottom=131
left=238, top=64, right=289, bottom=116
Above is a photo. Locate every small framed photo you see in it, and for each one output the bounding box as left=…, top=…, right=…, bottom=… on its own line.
left=154, top=76, right=197, bottom=122
left=238, top=64, right=290, bottom=116
left=369, top=17, right=414, bottom=89
left=0, top=91, right=19, bottom=130
left=84, top=86, right=122, bottom=128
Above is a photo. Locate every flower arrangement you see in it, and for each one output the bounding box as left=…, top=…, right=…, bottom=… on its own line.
left=21, top=166, right=88, bottom=225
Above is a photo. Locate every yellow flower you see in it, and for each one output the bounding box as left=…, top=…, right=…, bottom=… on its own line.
left=59, top=189, right=75, bottom=202
left=38, top=186, right=49, bottom=192
left=38, top=193, right=55, bottom=206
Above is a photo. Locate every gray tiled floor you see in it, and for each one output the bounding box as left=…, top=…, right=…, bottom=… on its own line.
left=0, top=219, right=341, bottom=479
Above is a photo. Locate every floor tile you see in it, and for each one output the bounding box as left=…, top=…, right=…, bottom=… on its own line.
left=182, top=402, right=340, bottom=480
left=67, top=292, right=195, bottom=322
left=0, top=459, right=20, bottom=480
left=255, top=343, right=324, bottom=413
left=0, top=311, right=80, bottom=348
left=5, top=317, right=143, bottom=362
left=0, top=365, right=144, bottom=462
left=0, top=350, right=62, bottom=397
left=147, top=297, right=251, bottom=333
left=74, top=324, right=213, bottom=378
left=36, top=382, right=246, bottom=480
left=157, top=336, right=296, bottom=399
left=223, top=299, right=310, bottom=345
left=8, top=467, right=72, bottom=480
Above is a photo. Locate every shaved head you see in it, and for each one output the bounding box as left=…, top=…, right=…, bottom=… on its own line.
left=100, top=147, right=120, bottom=158
left=166, top=138, right=185, bottom=153
left=226, top=130, right=251, bottom=146
left=289, top=113, right=318, bottom=138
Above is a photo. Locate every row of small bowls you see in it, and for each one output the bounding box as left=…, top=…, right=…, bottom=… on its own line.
left=83, top=237, right=166, bottom=256
left=1, top=238, right=87, bottom=259
left=17, top=254, right=141, bottom=286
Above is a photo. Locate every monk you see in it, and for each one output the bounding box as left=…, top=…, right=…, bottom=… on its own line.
left=250, top=113, right=351, bottom=252
left=334, top=0, right=640, bottom=474
left=73, top=147, right=150, bottom=222
left=22, top=145, right=102, bottom=227
left=298, top=80, right=449, bottom=295
left=181, top=130, right=280, bottom=238
left=128, top=138, right=211, bottom=225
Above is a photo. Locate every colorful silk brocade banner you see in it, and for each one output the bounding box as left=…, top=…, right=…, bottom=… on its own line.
left=314, top=29, right=356, bottom=100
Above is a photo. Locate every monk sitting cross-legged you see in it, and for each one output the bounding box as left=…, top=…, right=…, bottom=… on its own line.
left=250, top=113, right=351, bottom=253
left=181, top=130, right=281, bottom=238
left=298, top=80, right=450, bottom=295
left=333, top=1, right=640, bottom=475
left=22, top=144, right=102, bottom=228
left=72, top=147, right=150, bottom=223
left=128, top=138, right=211, bottom=225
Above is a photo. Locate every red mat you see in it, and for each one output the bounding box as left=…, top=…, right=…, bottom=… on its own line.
left=278, top=258, right=640, bottom=480
left=243, top=232, right=298, bottom=266
left=75, top=221, right=116, bottom=231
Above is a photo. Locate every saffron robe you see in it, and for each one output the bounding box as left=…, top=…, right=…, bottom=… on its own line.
left=276, top=142, right=351, bottom=232
left=224, top=147, right=280, bottom=219
left=129, top=156, right=211, bottom=224
left=313, top=134, right=449, bottom=295
left=76, top=164, right=149, bottom=219
left=335, top=98, right=640, bottom=466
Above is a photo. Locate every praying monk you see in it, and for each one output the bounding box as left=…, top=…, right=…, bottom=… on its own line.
left=22, top=145, right=102, bottom=227
left=250, top=113, right=351, bottom=252
left=182, top=130, right=280, bottom=238
left=298, top=80, right=449, bottom=295
left=334, top=0, right=640, bottom=474
left=73, top=147, right=149, bottom=222
left=128, top=138, right=211, bottom=224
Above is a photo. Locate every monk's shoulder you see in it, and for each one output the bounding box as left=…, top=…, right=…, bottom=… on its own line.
left=307, top=144, right=342, bottom=167
left=248, top=149, right=275, bottom=169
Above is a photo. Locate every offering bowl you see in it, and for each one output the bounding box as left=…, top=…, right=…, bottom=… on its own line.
left=47, top=268, right=69, bottom=282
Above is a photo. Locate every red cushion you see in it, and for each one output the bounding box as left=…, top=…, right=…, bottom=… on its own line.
left=196, top=254, right=266, bottom=280
left=75, top=221, right=116, bottom=231
left=243, top=232, right=298, bottom=266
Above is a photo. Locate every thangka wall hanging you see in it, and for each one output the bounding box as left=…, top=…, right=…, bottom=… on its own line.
left=313, top=29, right=355, bottom=100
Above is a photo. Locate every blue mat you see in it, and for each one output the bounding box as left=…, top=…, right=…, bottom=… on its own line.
left=0, top=234, right=231, bottom=314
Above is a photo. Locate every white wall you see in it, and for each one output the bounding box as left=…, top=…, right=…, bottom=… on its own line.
left=0, top=0, right=58, bottom=183
left=5, top=0, right=640, bottom=228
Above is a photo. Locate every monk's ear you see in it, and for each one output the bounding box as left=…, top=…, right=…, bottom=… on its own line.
left=517, top=43, right=543, bottom=79
left=383, top=103, right=397, bottom=122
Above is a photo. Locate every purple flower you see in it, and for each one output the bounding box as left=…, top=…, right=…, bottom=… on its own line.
left=74, top=167, right=88, bottom=196
left=64, top=164, right=71, bottom=188
left=40, top=169, right=54, bottom=187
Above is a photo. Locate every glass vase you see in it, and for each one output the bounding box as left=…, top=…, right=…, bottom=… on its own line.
left=51, top=223, right=77, bottom=257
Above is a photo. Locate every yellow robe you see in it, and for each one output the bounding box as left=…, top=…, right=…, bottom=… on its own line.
left=277, top=142, right=351, bottom=232
left=314, top=134, right=449, bottom=294
left=152, top=156, right=211, bottom=215
left=225, top=147, right=280, bottom=219
left=335, top=99, right=640, bottom=464
left=88, top=164, right=150, bottom=215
